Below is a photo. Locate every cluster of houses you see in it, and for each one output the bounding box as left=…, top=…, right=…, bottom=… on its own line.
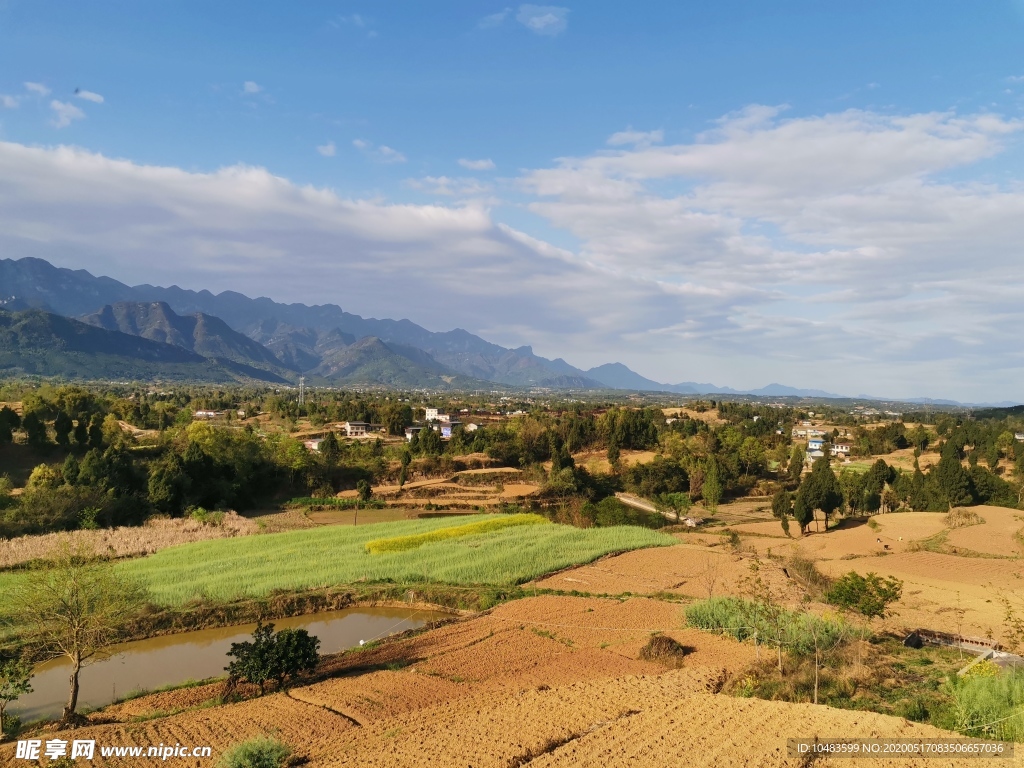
left=793, top=423, right=853, bottom=462
left=404, top=409, right=479, bottom=441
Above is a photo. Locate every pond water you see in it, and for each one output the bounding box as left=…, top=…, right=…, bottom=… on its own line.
left=13, top=606, right=447, bottom=723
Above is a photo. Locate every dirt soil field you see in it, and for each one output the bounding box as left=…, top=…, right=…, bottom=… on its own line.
left=8, top=594, right=1004, bottom=767
left=946, top=505, right=1024, bottom=557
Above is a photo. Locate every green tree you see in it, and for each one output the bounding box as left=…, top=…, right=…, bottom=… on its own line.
left=0, top=406, right=20, bottom=444
left=53, top=411, right=73, bottom=448
left=272, top=628, right=320, bottom=689
left=793, top=490, right=814, bottom=533
left=226, top=621, right=277, bottom=695
left=839, top=469, right=866, bottom=517
left=21, top=412, right=48, bottom=447
left=87, top=413, right=104, bottom=450
left=418, top=425, right=442, bottom=457
left=356, top=479, right=372, bottom=502
left=702, top=459, right=721, bottom=514
left=61, top=455, right=80, bottom=486
left=319, top=432, right=340, bottom=466
left=934, top=450, right=975, bottom=508
left=607, top=439, right=621, bottom=466
left=739, top=437, right=766, bottom=476
left=0, top=655, right=32, bottom=741
left=73, top=415, right=89, bottom=447
left=383, top=403, right=413, bottom=437
left=788, top=445, right=805, bottom=482
left=8, top=544, right=147, bottom=723
left=825, top=571, right=903, bottom=619
left=226, top=622, right=320, bottom=695
left=147, top=454, right=191, bottom=515
left=771, top=488, right=792, bottom=519
left=801, top=456, right=844, bottom=530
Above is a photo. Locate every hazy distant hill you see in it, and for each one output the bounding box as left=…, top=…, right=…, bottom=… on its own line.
left=309, top=336, right=482, bottom=388
left=0, top=308, right=288, bottom=383
left=82, top=302, right=294, bottom=377
left=0, top=257, right=605, bottom=388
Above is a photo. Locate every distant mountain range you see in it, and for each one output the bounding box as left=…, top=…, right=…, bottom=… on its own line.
left=0, top=256, right=1016, bottom=404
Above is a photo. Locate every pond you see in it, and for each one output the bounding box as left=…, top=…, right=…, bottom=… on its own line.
left=13, top=606, right=448, bottom=723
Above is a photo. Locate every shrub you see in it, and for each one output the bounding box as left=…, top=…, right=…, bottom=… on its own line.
left=945, top=508, right=983, bottom=529
left=364, top=514, right=548, bottom=554
left=218, top=736, right=291, bottom=768
left=189, top=507, right=226, bottom=526
left=949, top=667, right=1024, bottom=742
left=226, top=622, right=320, bottom=694
left=824, top=572, right=902, bottom=619
left=639, top=634, right=690, bottom=667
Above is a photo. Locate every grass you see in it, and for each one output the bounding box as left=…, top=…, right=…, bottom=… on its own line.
left=364, top=514, right=548, bottom=554
left=40, top=514, right=676, bottom=608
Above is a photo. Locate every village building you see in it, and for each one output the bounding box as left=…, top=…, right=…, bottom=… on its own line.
left=343, top=421, right=368, bottom=437
left=304, top=439, right=323, bottom=452
left=193, top=410, right=218, bottom=419
left=808, top=437, right=825, bottom=452
left=440, top=421, right=462, bottom=439
left=404, top=426, right=424, bottom=442
left=831, top=442, right=852, bottom=457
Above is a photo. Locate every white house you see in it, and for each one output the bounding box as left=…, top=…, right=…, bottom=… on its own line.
left=465, top=423, right=479, bottom=432
left=304, top=439, right=323, bottom=452
left=440, top=421, right=462, bottom=439
left=808, top=438, right=825, bottom=451
left=1016, top=432, right=1024, bottom=442
left=343, top=421, right=368, bottom=437
left=193, top=410, right=218, bottom=419
left=831, top=442, right=852, bottom=457
left=425, top=408, right=441, bottom=422
left=404, top=426, right=423, bottom=442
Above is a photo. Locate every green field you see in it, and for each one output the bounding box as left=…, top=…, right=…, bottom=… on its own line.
left=80, top=515, right=672, bottom=606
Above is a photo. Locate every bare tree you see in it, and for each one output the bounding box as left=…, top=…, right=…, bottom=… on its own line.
left=9, top=543, right=147, bottom=724
left=696, top=554, right=720, bottom=599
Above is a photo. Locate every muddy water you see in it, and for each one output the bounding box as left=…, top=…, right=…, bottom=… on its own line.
left=13, top=606, right=447, bottom=723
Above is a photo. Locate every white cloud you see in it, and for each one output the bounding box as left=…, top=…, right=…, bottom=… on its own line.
left=24, top=82, right=50, bottom=97
left=458, top=157, right=496, bottom=171
left=0, top=140, right=679, bottom=368
left=0, top=95, right=18, bottom=109
left=405, top=176, right=492, bottom=197
left=516, top=4, right=569, bottom=36
left=515, top=105, right=1024, bottom=399
left=316, top=141, right=337, bottom=157
left=479, top=8, right=511, bottom=28
left=353, top=138, right=407, bottom=163
left=607, top=128, right=663, bottom=147
left=242, top=81, right=263, bottom=95
left=75, top=89, right=104, bottom=104
left=2, top=102, right=1024, bottom=400
left=49, top=100, right=85, bottom=128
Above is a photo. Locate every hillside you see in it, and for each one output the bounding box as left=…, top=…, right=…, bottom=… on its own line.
left=82, top=301, right=294, bottom=377
left=0, top=257, right=609, bottom=388
left=0, top=308, right=289, bottom=383
left=311, top=336, right=483, bottom=388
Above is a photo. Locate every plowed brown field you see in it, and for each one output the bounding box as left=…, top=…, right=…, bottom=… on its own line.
left=947, top=505, right=1024, bottom=557
left=4, top=594, right=1014, bottom=767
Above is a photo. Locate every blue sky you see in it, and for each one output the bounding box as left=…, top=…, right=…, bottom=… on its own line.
left=2, top=1, right=1024, bottom=401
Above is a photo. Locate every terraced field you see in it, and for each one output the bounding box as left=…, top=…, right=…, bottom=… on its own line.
left=2, top=595, right=997, bottom=767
